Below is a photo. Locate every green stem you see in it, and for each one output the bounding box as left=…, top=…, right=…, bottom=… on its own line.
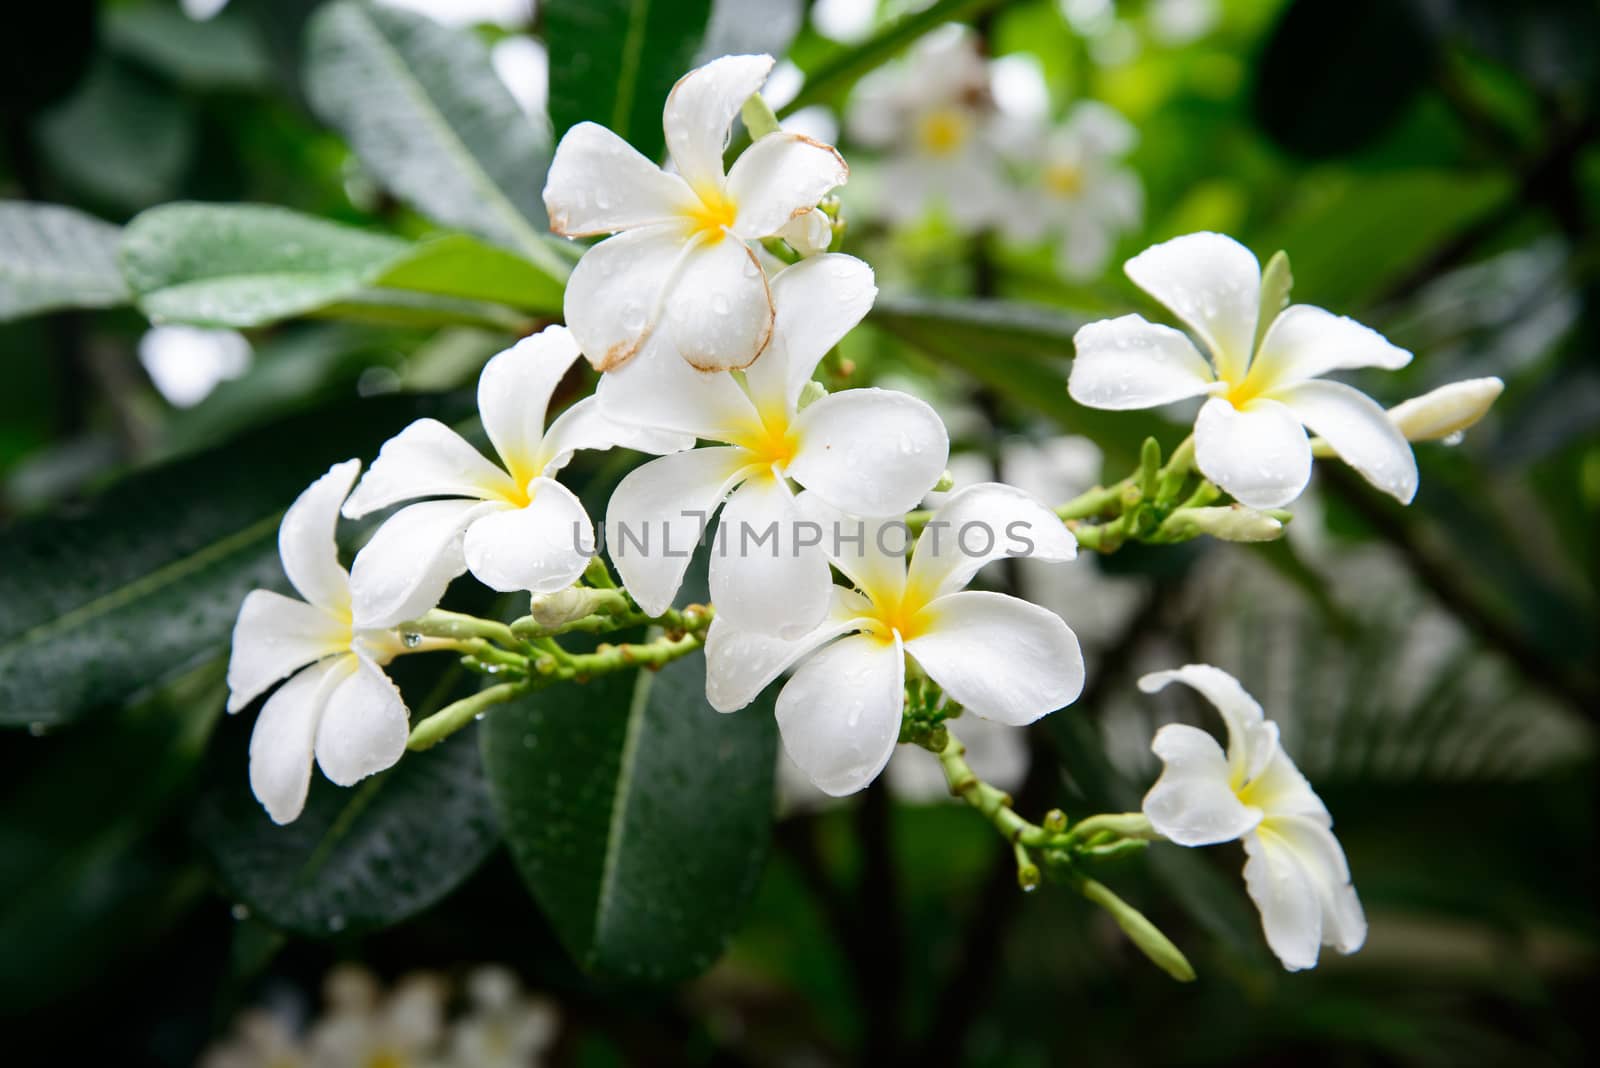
left=1074, top=876, right=1196, bottom=982
left=408, top=681, right=526, bottom=751
left=1061, top=812, right=1157, bottom=847
left=402, top=609, right=518, bottom=648
left=936, top=729, right=1039, bottom=848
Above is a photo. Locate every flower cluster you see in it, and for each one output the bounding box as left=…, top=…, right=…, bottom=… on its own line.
left=224, top=52, right=1502, bottom=975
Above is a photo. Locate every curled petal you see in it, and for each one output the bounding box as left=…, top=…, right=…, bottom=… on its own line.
left=248, top=656, right=344, bottom=824
left=1137, top=664, right=1276, bottom=786
left=605, top=447, right=750, bottom=615
left=477, top=326, right=583, bottom=483
left=664, top=54, right=774, bottom=194
left=906, top=482, right=1077, bottom=599
left=727, top=132, right=848, bottom=239
left=543, top=122, right=697, bottom=236
left=1143, top=723, right=1261, bottom=847
left=280, top=459, right=360, bottom=614
left=775, top=632, right=905, bottom=796
left=1125, top=232, right=1260, bottom=382
left=709, top=476, right=832, bottom=638
left=313, top=655, right=409, bottom=788
left=227, top=590, right=348, bottom=713
left=788, top=388, right=949, bottom=516
left=906, top=591, right=1083, bottom=725
left=1068, top=314, right=1216, bottom=410
left=1193, top=396, right=1311, bottom=509
left=1273, top=380, right=1418, bottom=505
left=1243, top=817, right=1366, bottom=970
left=664, top=237, right=773, bottom=371
left=349, top=499, right=498, bottom=629
left=462, top=478, right=595, bottom=595
left=742, top=254, right=876, bottom=411
left=1252, top=304, right=1412, bottom=390
left=562, top=224, right=691, bottom=372
left=342, top=419, right=516, bottom=517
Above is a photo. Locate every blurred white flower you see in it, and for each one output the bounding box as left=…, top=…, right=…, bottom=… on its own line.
left=200, top=1009, right=305, bottom=1068
left=1148, top=0, right=1220, bottom=45
left=138, top=325, right=250, bottom=408
left=1140, top=664, right=1366, bottom=971
left=1069, top=232, right=1418, bottom=508
left=376, top=0, right=532, bottom=28
left=812, top=0, right=877, bottom=44
left=446, top=967, right=559, bottom=1068
left=306, top=967, right=446, bottom=1068
left=490, top=36, right=548, bottom=119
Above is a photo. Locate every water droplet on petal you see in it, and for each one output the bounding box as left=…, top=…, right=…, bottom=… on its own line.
left=401, top=632, right=422, bottom=649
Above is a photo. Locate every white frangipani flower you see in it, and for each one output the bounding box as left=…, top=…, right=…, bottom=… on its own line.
left=845, top=25, right=1009, bottom=232
left=1140, top=664, right=1366, bottom=972
left=705, top=483, right=1084, bottom=796
left=341, top=327, right=688, bottom=629
left=600, top=253, right=949, bottom=638
left=1004, top=102, right=1142, bottom=280
left=543, top=54, right=848, bottom=372
left=1070, top=232, right=1419, bottom=509
left=226, top=461, right=409, bottom=826
left=306, top=967, right=445, bottom=1068
left=1385, top=376, right=1503, bottom=442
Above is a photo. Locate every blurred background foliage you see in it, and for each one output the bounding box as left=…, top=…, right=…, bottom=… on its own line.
left=1, top=0, right=1596, bottom=1064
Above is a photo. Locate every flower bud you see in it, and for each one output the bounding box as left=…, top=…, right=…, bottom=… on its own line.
left=1386, top=377, right=1503, bottom=442
left=1170, top=505, right=1284, bottom=543
left=779, top=208, right=834, bottom=257
left=527, top=587, right=608, bottom=628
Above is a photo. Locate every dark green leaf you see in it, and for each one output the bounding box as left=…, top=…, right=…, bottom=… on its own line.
left=120, top=202, right=405, bottom=328
left=104, top=5, right=270, bottom=90
left=0, top=201, right=129, bottom=321
left=375, top=233, right=566, bottom=314
left=0, top=392, right=467, bottom=728
left=483, top=650, right=778, bottom=982
left=543, top=0, right=715, bottom=164
left=194, top=714, right=499, bottom=938
left=305, top=0, right=565, bottom=276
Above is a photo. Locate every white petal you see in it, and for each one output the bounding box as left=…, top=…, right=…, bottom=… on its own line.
left=540, top=395, right=694, bottom=471
left=596, top=330, right=761, bottom=440
left=227, top=589, right=348, bottom=713
left=778, top=207, right=833, bottom=257
left=1068, top=314, right=1216, bottom=410
left=1252, top=304, right=1412, bottom=390
left=1265, top=815, right=1367, bottom=958
left=726, top=132, right=848, bottom=238
left=1272, top=380, right=1418, bottom=504
left=709, top=476, right=832, bottom=638
left=1137, top=664, right=1277, bottom=787
left=664, top=54, right=774, bottom=194
left=905, top=590, right=1083, bottom=725
left=1125, top=232, right=1260, bottom=382
left=248, top=657, right=344, bottom=824
left=562, top=223, right=691, bottom=372
left=664, top=238, right=773, bottom=372
left=1142, top=723, right=1261, bottom=847
left=605, top=446, right=750, bottom=615
left=1193, top=396, right=1312, bottom=509
left=313, top=655, right=409, bottom=788
left=742, top=253, right=877, bottom=411
left=1386, top=377, right=1502, bottom=442
left=906, top=482, right=1077, bottom=599
left=349, top=499, right=498, bottom=629
left=703, top=589, right=864, bottom=712
left=477, top=326, right=583, bottom=483
left=788, top=388, right=949, bottom=515
left=342, top=419, right=515, bottom=517
left=1241, top=825, right=1324, bottom=970
left=795, top=491, right=910, bottom=607
left=280, top=459, right=360, bottom=613
left=1247, top=747, right=1332, bottom=823
left=775, top=632, right=904, bottom=796
left=543, top=122, right=697, bottom=237
left=463, top=478, right=595, bottom=594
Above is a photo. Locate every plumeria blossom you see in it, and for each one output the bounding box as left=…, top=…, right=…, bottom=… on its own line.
left=600, top=253, right=948, bottom=638
left=1003, top=102, right=1143, bottom=280
left=705, top=483, right=1084, bottom=795
left=1140, top=664, right=1366, bottom=971
left=846, top=25, right=1009, bottom=231
left=341, top=326, right=688, bottom=630
left=225, top=461, right=409, bottom=825
left=1069, top=232, right=1419, bottom=508
left=543, top=54, right=848, bottom=372
left=1385, top=376, right=1503, bottom=442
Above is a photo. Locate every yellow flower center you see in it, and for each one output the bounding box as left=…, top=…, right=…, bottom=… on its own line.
left=856, top=572, right=937, bottom=645
left=684, top=184, right=739, bottom=240
left=1044, top=161, right=1084, bottom=197
left=916, top=108, right=970, bottom=156
left=364, top=1051, right=408, bottom=1068
left=727, top=402, right=799, bottom=473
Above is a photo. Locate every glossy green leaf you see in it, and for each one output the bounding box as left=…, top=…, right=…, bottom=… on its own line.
left=543, top=0, right=715, bottom=164
left=0, top=392, right=466, bottom=728
left=483, top=648, right=778, bottom=982
left=305, top=1, right=564, bottom=276
left=375, top=233, right=566, bottom=314
left=104, top=4, right=270, bottom=90
left=0, top=201, right=129, bottom=321
left=120, top=202, right=406, bottom=328
left=194, top=709, right=499, bottom=939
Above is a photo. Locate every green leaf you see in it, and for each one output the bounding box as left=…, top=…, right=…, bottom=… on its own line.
left=695, top=0, right=805, bottom=65
left=543, top=0, right=715, bottom=164
left=0, top=392, right=467, bottom=728
left=0, top=202, right=129, bottom=321
left=867, top=296, right=1165, bottom=467
left=120, top=202, right=406, bottom=328
left=483, top=648, right=778, bottom=982
left=375, top=233, right=566, bottom=314
left=1254, top=250, right=1293, bottom=352
left=104, top=4, right=271, bottom=90
left=305, top=0, right=565, bottom=276
left=194, top=711, right=499, bottom=938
